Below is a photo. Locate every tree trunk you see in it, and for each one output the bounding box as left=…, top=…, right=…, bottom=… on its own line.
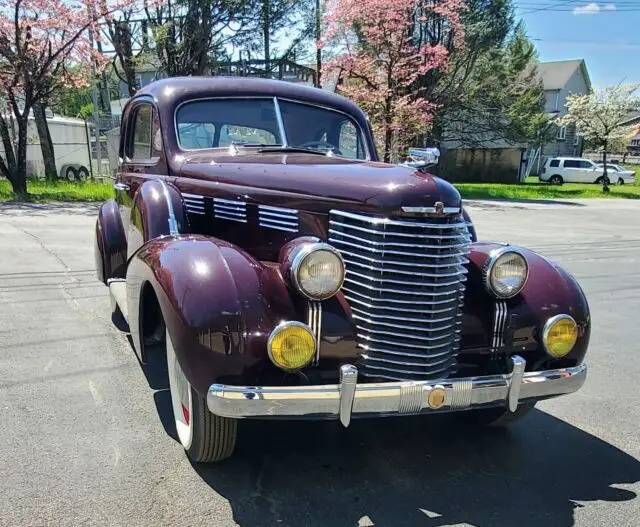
left=33, top=101, right=58, bottom=180
left=602, top=143, right=610, bottom=193
left=13, top=115, right=29, bottom=198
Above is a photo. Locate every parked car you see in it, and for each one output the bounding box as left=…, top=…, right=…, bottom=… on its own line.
left=595, top=164, right=636, bottom=185
left=95, top=77, right=590, bottom=463
left=541, top=157, right=611, bottom=184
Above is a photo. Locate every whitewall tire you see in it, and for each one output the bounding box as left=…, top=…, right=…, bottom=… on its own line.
left=166, top=329, right=237, bottom=462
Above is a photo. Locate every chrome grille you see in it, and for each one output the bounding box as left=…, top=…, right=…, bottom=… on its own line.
left=329, top=210, right=471, bottom=381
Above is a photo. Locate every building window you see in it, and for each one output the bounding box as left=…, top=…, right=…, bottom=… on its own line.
left=557, top=126, right=567, bottom=140
left=574, top=133, right=580, bottom=146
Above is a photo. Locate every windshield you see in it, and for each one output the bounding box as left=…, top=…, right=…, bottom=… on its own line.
left=176, top=98, right=368, bottom=160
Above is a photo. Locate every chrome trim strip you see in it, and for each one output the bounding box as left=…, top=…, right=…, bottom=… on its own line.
left=344, top=277, right=466, bottom=294
left=273, top=97, right=288, bottom=147
left=343, top=258, right=469, bottom=276
left=362, top=361, right=453, bottom=378
left=354, top=318, right=458, bottom=336
left=337, top=246, right=470, bottom=263
left=329, top=228, right=470, bottom=248
left=350, top=304, right=459, bottom=321
left=214, top=197, right=246, bottom=206
left=347, top=268, right=468, bottom=283
left=331, top=209, right=469, bottom=229
left=491, top=301, right=508, bottom=357
left=208, top=357, right=588, bottom=422
left=259, top=210, right=298, bottom=220
left=357, top=333, right=460, bottom=347
left=308, top=301, right=322, bottom=365
left=343, top=288, right=463, bottom=303
left=182, top=192, right=204, bottom=199
left=362, top=342, right=458, bottom=357
left=361, top=353, right=452, bottom=368
left=186, top=209, right=206, bottom=215
left=259, top=222, right=298, bottom=233
left=332, top=237, right=470, bottom=257
left=352, top=313, right=457, bottom=331
left=402, top=206, right=461, bottom=214
left=259, top=217, right=297, bottom=228
left=330, top=220, right=470, bottom=239
left=159, top=181, right=179, bottom=237
left=259, top=204, right=299, bottom=213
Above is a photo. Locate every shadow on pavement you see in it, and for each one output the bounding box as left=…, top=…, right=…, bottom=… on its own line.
left=184, top=411, right=639, bottom=527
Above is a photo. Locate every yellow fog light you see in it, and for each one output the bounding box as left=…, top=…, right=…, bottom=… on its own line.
left=543, top=315, right=578, bottom=358
left=268, top=321, right=316, bottom=371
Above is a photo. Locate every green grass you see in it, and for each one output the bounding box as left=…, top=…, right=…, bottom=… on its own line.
left=456, top=172, right=640, bottom=201
left=0, top=179, right=113, bottom=202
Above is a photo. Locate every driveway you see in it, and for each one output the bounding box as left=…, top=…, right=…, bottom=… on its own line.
left=0, top=200, right=638, bottom=527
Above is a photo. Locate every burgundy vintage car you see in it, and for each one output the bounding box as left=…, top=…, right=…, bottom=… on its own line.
left=95, top=77, right=590, bottom=463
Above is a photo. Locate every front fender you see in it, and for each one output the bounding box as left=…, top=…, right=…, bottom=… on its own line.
left=126, top=235, right=297, bottom=396
left=460, top=242, right=590, bottom=373
left=95, top=199, right=127, bottom=284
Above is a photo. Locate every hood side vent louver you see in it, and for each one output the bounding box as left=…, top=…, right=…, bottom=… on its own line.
left=258, top=205, right=299, bottom=233
left=213, top=197, right=247, bottom=223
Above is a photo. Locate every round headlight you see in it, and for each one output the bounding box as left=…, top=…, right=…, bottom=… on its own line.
left=484, top=248, right=528, bottom=299
left=268, top=321, right=316, bottom=371
left=292, top=243, right=345, bottom=300
left=543, top=314, right=578, bottom=358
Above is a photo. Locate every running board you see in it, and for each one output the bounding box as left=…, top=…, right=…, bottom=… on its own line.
left=108, top=279, right=129, bottom=323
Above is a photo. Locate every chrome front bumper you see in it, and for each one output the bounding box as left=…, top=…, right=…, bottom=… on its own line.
left=207, top=356, right=587, bottom=427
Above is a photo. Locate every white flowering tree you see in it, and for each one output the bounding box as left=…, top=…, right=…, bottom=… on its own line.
left=560, top=84, right=640, bottom=192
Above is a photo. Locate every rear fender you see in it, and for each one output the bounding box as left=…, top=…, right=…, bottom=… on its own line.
left=126, top=235, right=297, bottom=396
left=461, top=242, right=590, bottom=370
left=94, top=199, right=127, bottom=284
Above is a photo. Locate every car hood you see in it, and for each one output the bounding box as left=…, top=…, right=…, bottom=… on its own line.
left=175, top=151, right=461, bottom=215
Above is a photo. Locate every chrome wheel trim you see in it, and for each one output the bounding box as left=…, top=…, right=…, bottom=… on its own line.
left=166, top=330, right=193, bottom=450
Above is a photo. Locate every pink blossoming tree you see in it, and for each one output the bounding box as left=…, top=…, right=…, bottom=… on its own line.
left=323, top=0, right=466, bottom=162
left=0, top=0, right=126, bottom=197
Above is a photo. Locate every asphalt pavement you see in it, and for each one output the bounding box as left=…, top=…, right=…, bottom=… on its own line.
left=0, top=199, right=638, bottom=527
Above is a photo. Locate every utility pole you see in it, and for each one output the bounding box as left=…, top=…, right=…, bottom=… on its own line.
left=315, top=0, right=322, bottom=88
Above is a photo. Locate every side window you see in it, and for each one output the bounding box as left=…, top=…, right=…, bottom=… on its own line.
left=549, top=159, right=560, bottom=168
left=178, top=122, right=216, bottom=149
left=130, top=105, right=153, bottom=161
left=218, top=124, right=277, bottom=146
left=578, top=161, right=593, bottom=169
left=338, top=120, right=362, bottom=159
left=563, top=160, right=579, bottom=168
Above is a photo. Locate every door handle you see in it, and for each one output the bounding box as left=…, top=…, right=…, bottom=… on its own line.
left=114, top=182, right=130, bottom=191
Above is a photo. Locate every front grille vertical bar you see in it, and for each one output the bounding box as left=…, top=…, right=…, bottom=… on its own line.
left=329, top=210, right=470, bottom=381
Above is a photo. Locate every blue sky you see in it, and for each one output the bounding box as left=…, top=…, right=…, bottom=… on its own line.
left=516, top=1, right=640, bottom=87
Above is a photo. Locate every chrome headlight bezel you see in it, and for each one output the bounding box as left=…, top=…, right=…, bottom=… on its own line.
left=483, top=247, right=529, bottom=299
left=267, top=320, right=317, bottom=371
left=291, top=242, right=346, bottom=300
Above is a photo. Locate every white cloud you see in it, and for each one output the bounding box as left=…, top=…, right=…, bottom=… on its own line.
left=573, top=2, right=617, bottom=15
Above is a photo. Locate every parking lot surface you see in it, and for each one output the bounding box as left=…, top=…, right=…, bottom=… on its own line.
left=0, top=199, right=638, bottom=527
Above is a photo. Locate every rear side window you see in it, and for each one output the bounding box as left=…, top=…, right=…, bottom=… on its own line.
left=563, top=160, right=579, bottom=168
left=549, top=159, right=560, bottom=167
left=131, top=105, right=152, bottom=160
left=577, top=161, right=593, bottom=169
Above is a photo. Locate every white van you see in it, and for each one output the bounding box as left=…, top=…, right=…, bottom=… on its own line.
left=541, top=157, right=609, bottom=185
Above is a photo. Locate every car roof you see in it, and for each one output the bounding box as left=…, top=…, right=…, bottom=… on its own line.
left=550, top=157, right=591, bottom=161
left=137, top=76, right=367, bottom=120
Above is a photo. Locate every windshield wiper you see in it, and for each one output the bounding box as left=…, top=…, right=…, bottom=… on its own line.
left=257, top=146, right=330, bottom=156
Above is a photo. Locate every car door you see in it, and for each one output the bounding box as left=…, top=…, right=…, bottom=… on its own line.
left=114, top=98, right=169, bottom=252
left=577, top=160, right=598, bottom=182
left=560, top=159, right=580, bottom=182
